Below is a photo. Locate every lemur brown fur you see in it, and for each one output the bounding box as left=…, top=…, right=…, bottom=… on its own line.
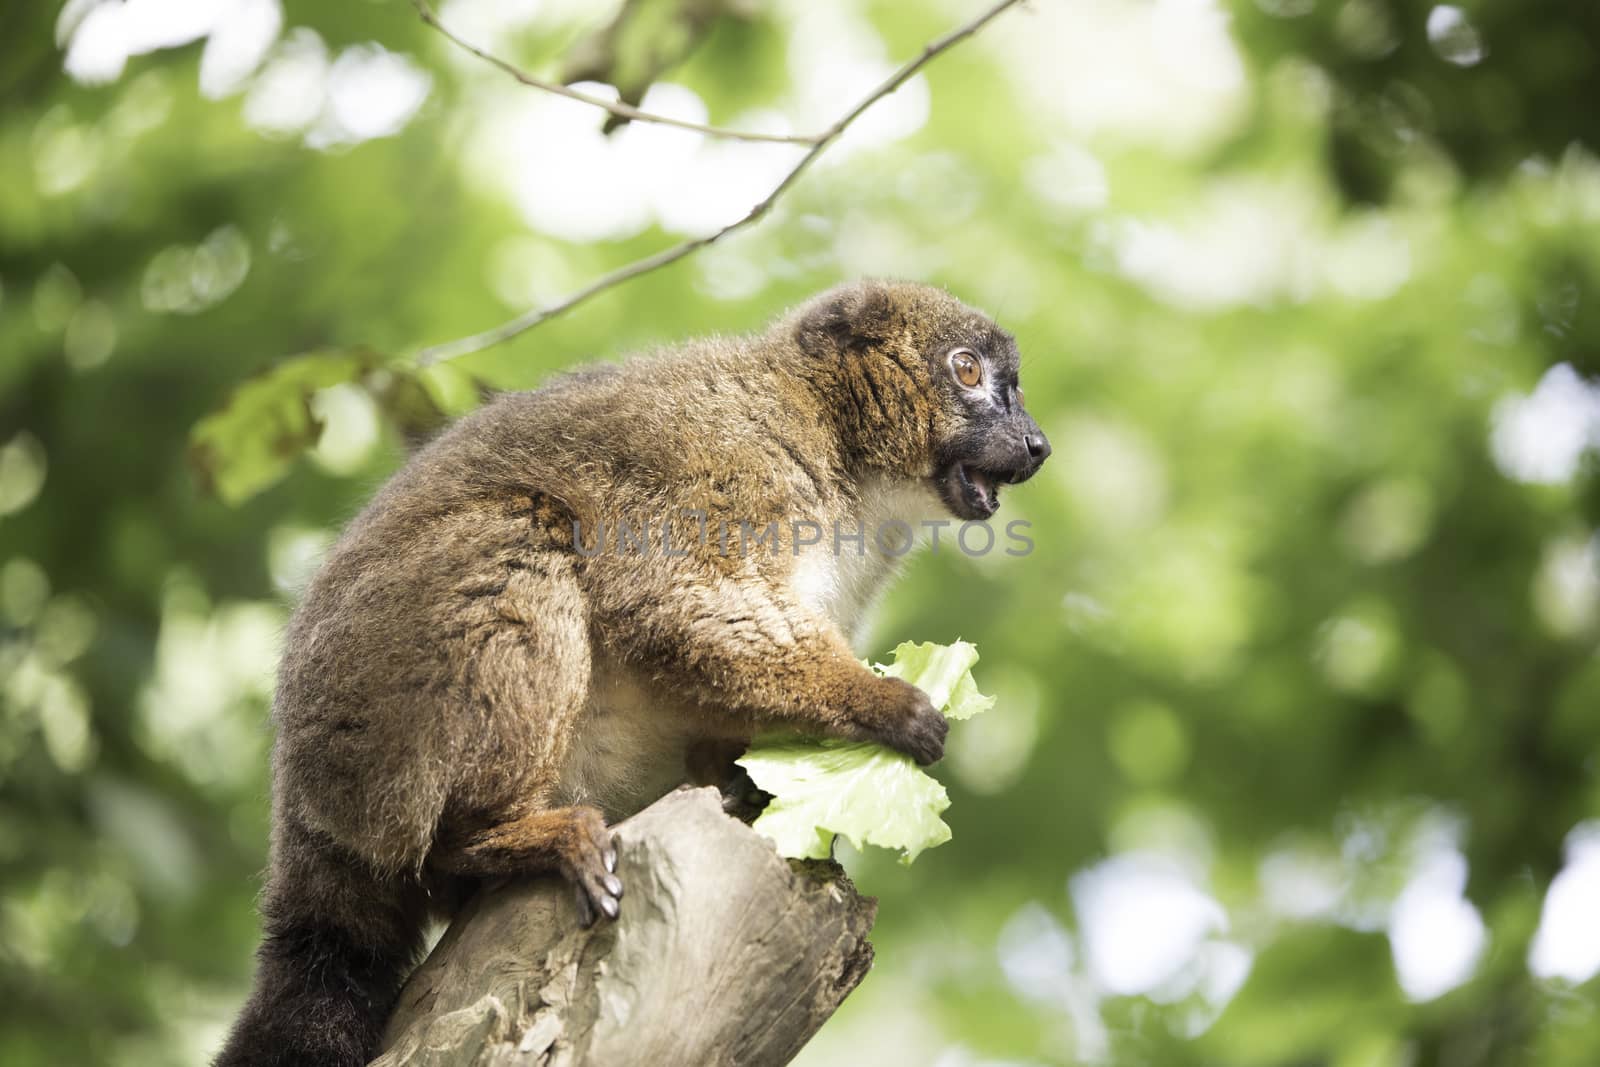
left=215, top=281, right=1049, bottom=1067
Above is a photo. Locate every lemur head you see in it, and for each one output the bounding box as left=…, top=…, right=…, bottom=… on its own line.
left=792, top=280, right=1050, bottom=519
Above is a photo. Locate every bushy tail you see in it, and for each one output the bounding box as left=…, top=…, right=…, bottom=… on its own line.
left=215, top=818, right=426, bottom=1067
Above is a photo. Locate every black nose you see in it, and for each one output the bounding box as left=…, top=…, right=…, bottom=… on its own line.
left=1025, top=432, right=1051, bottom=463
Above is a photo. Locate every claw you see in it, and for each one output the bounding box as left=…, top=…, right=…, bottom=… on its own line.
left=562, top=812, right=622, bottom=926
left=574, top=884, right=598, bottom=928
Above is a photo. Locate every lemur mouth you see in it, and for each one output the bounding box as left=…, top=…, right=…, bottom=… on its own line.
left=945, top=463, right=1002, bottom=520
left=938, top=459, right=1036, bottom=521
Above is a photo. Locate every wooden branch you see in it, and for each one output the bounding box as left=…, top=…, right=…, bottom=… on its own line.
left=370, top=787, right=877, bottom=1067
left=411, top=0, right=1028, bottom=368
left=412, top=0, right=818, bottom=146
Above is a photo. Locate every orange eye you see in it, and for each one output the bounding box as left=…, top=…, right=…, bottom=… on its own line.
left=950, top=348, right=983, bottom=388
left=1016, top=385, right=1025, bottom=406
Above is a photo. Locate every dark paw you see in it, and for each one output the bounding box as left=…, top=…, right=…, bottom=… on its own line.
left=564, top=811, right=623, bottom=928
left=856, top=677, right=947, bottom=765
left=719, top=765, right=773, bottom=823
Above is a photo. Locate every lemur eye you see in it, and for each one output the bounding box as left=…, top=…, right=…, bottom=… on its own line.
left=949, top=348, right=983, bottom=389
left=1015, top=385, right=1026, bottom=405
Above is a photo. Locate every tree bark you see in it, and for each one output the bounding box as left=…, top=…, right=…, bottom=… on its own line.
left=370, top=787, right=877, bottom=1067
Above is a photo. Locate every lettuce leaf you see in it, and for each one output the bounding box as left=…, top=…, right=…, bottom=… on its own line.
left=737, top=640, right=994, bottom=864
left=873, top=640, right=997, bottom=721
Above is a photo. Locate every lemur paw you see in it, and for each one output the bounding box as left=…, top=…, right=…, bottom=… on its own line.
left=852, top=676, right=947, bottom=766
left=563, top=809, right=623, bottom=927
left=719, top=765, right=773, bottom=823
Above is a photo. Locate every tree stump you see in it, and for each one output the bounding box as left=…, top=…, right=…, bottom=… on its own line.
left=370, top=787, right=877, bottom=1067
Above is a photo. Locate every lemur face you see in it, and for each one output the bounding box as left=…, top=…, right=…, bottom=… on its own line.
left=927, top=322, right=1049, bottom=520
left=792, top=281, right=1050, bottom=518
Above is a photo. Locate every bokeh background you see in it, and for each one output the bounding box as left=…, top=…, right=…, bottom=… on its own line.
left=5, top=0, right=1600, bottom=1063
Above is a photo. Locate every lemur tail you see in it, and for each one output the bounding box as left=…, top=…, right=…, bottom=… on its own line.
left=214, top=816, right=427, bottom=1067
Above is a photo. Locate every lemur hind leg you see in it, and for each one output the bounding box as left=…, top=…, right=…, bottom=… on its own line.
left=430, top=528, right=621, bottom=924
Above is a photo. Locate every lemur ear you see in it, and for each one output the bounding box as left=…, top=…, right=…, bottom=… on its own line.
left=794, top=282, right=897, bottom=355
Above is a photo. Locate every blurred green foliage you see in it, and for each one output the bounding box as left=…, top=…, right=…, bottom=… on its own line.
left=1229, top=0, right=1600, bottom=203
left=3, top=1, right=1600, bottom=1065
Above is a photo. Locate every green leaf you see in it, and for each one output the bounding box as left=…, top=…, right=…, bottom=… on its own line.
left=739, top=738, right=954, bottom=863
left=416, top=361, right=488, bottom=418
left=369, top=368, right=452, bottom=449
left=188, top=347, right=378, bottom=504
left=874, top=639, right=996, bottom=720
left=738, top=639, right=994, bottom=864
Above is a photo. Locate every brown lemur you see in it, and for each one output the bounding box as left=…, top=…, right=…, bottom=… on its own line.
left=215, top=280, right=1050, bottom=1067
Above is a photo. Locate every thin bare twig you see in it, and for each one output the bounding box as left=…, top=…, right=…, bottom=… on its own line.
left=413, top=0, right=819, bottom=147
left=413, top=0, right=1027, bottom=369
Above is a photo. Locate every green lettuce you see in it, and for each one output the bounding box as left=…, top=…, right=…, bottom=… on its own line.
left=737, top=640, right=995, bottom=864
left=873, top=639, right=997, bottom=721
